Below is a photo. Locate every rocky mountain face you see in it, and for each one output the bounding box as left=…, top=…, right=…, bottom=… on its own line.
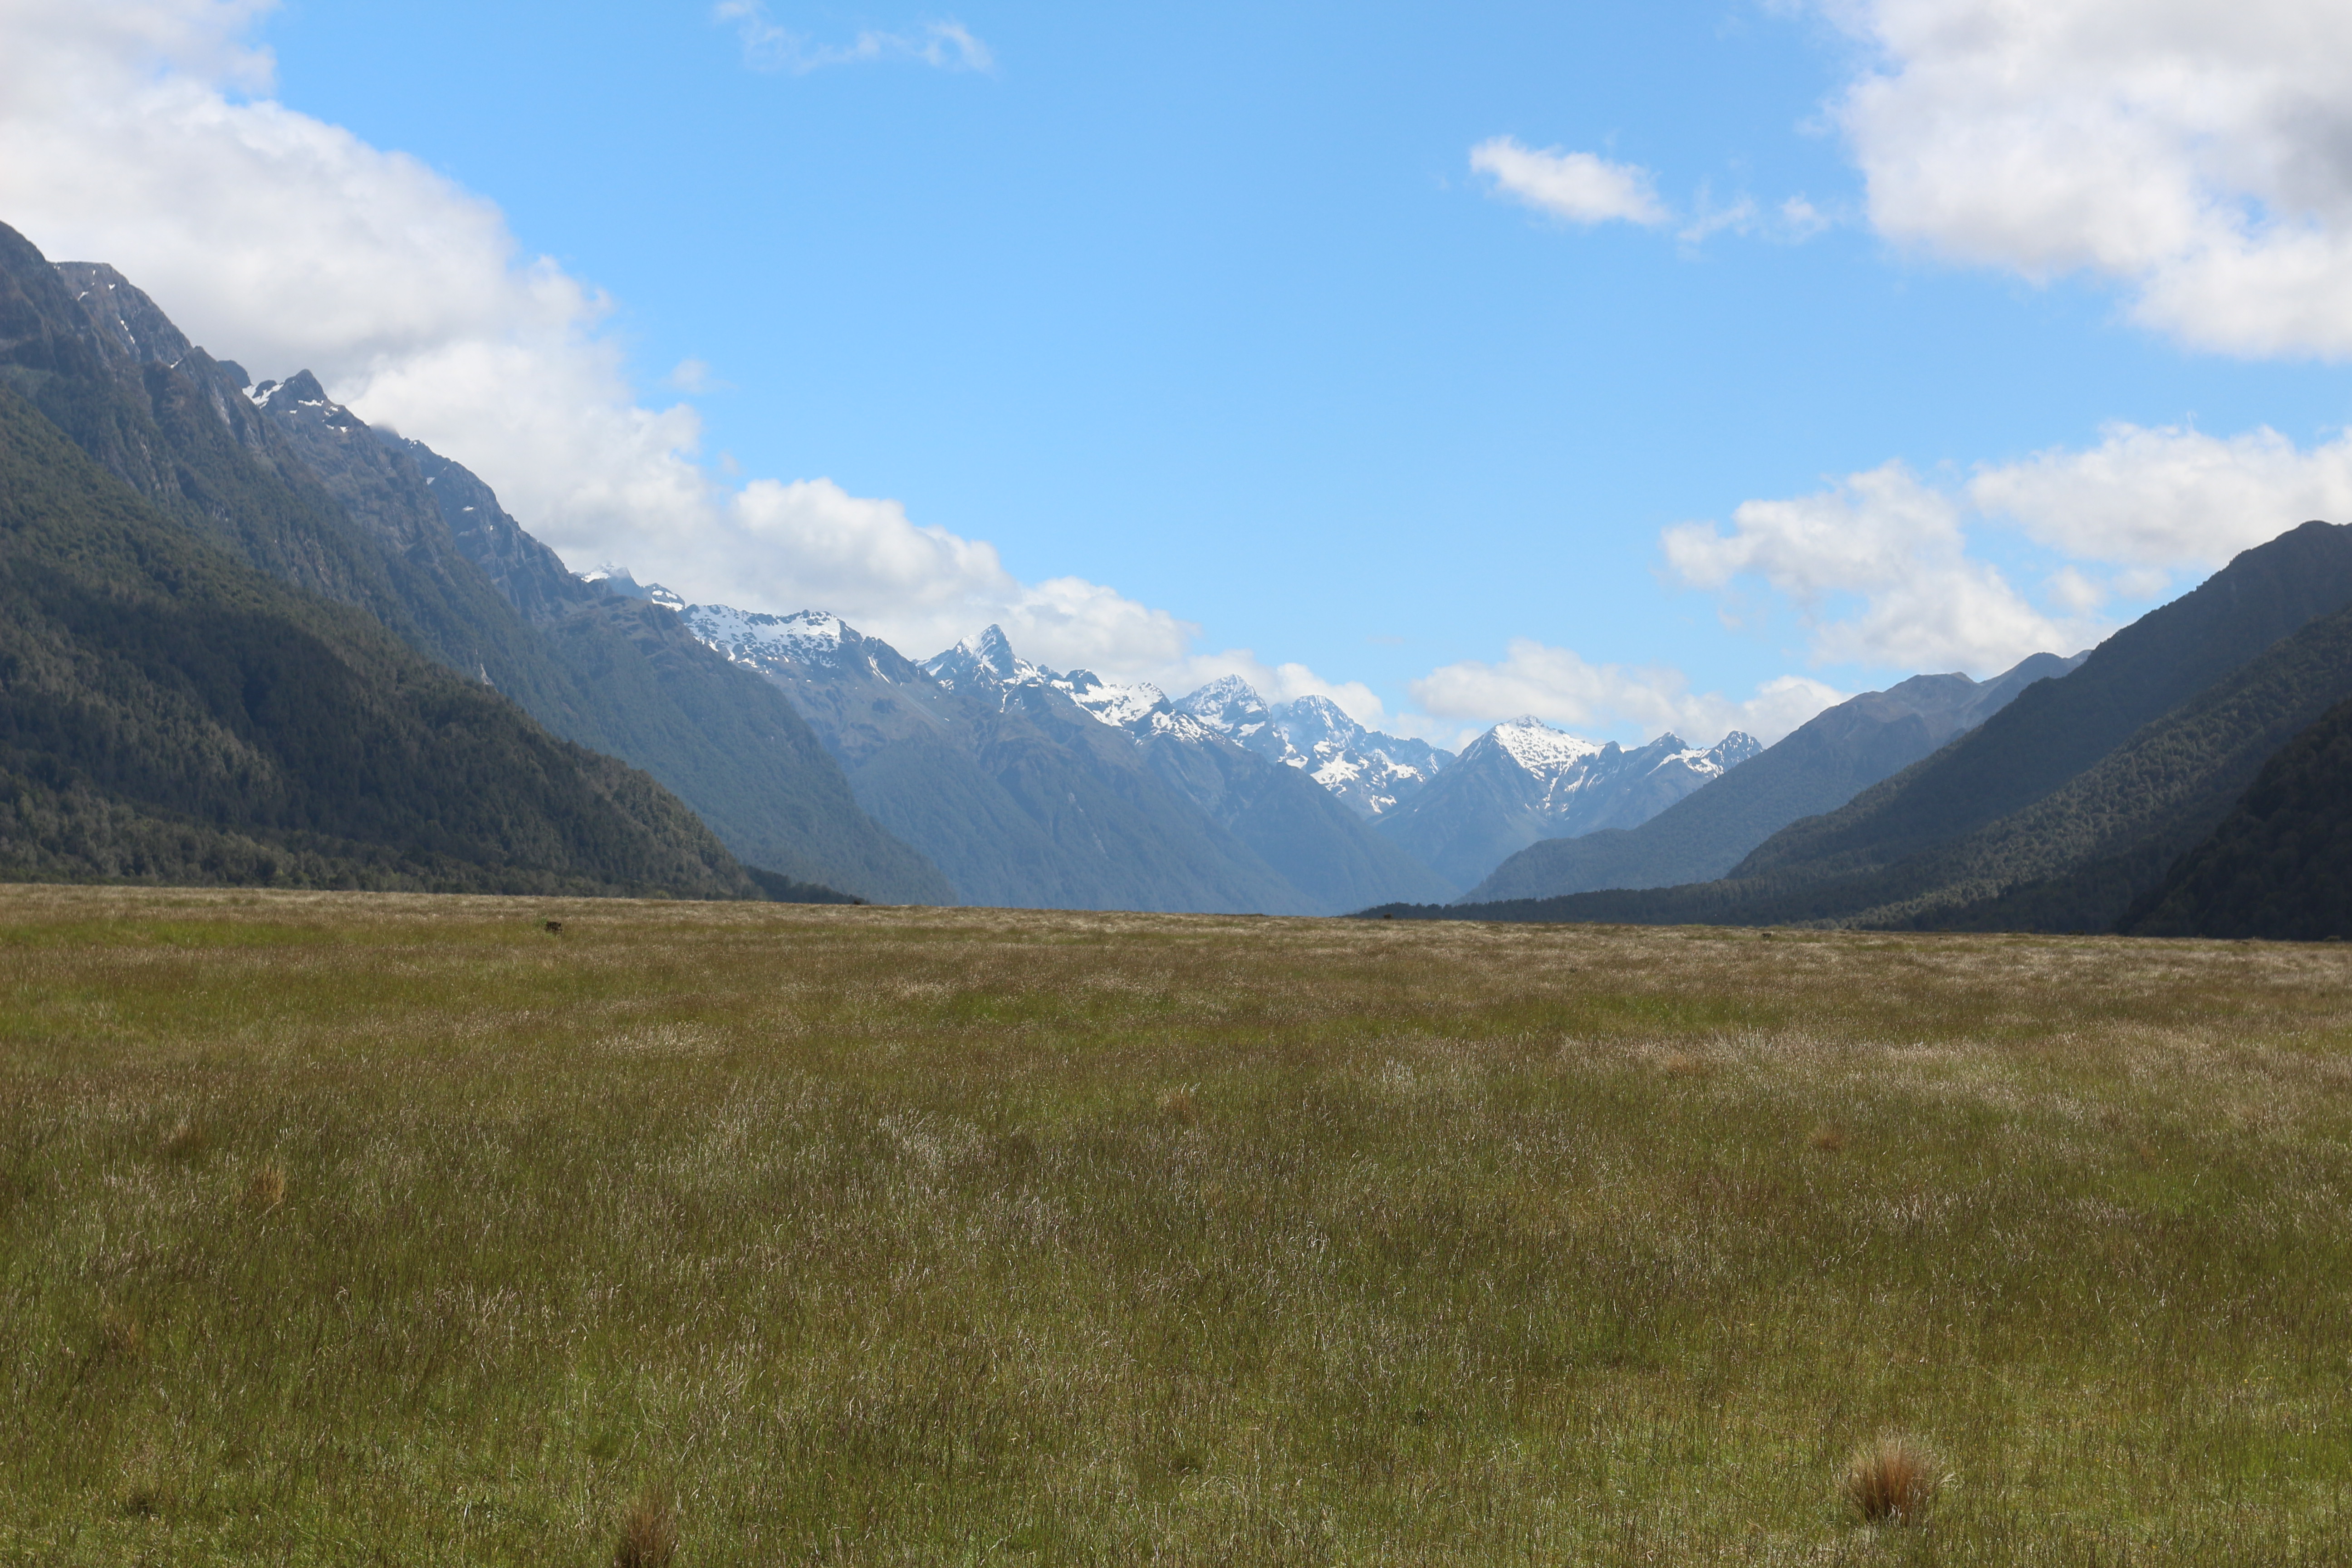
left=1460, top=652, right=2086, bottom=904
left=676, top=609, right=1454, bottom=913
left=0, top=224, right=946, bottom=904
left=1369, top=716, right=1760, bottom=891
left=1175, top=676, right=1453, bottom=818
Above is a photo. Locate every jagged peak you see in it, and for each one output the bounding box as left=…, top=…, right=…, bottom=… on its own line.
left=926, top=624, right=1035, bottom=688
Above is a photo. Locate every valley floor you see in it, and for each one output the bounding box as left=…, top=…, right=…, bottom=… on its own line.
left=2, top=888, right=2350, bottom=1563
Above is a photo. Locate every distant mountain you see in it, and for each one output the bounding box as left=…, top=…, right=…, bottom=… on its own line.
left=0, top=368, right=758, bottom=898
left=956, top=651, right=1458, bottom=911
left=1368, top=716, right=1759, bottom=891
left=1386, top=519, right=2352, bottom=930
left=681, top=609, right=1451, bottom=912
left=0, top=223, right=947, bottom=904
left=2122, top=695, right=2352, bottom=941
left=1460, top=652, right=2084, bottom=903
left=1175, top=676, right=1452, bottom=817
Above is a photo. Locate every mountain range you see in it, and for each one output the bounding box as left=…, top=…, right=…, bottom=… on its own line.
left=674, top=605, right=1454, bottom=913
left=7, top=215, right=2347, bottom=935
left=1460, top=652, right=2086, bottom=904
left=1374, top=520, right=2352, bottom=936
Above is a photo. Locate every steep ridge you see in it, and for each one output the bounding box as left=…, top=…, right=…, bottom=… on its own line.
left=2123, top=696, right=2352, bottom=941
left=1377, top=521, right=2352, bottom=928
left=1460, top=653, right=2083, bottom=903
left=371, top=434, right=951, bottom=904
left=1727, top=521, right=2352, bottom=891
left=0, top=225, right=944, bottom=903
left=0, top=383, right=758, bottom=897
left=1372, top=717, right=1758, bottom=891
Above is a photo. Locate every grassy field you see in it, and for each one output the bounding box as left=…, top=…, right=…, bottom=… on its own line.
left=3, top=886, right=2351, bottom=1564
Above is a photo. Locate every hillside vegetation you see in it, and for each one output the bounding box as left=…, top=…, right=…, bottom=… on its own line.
left=2, top=227, right=944, bottom=903
left=1395, top=521, right=2352, bottom=932
left=0, top=389, right=758, bottom=897
left=6, top=886, right=2352, bottom=1563
left=1463, top=656, right=2080, bottom=905
left=2125, top=695, right=2352, bottom=940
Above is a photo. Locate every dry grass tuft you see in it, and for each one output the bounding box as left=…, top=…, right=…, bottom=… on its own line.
left=118, top=1447, right=169, bottom=1518
left=1842, top=1435, right=1942, bottom=1524
left=613, top=1486, right=677, bottom=1568
left=99, top=1307, right=142, bottom=1361
left=1158, top=1085, right=1199, bottom=1125
left=157, top=1118, right=207, bottom=1161
left=244, top=1162, right=287, bottom=1210
left=1809, top=1125, right=1848, bottom=1152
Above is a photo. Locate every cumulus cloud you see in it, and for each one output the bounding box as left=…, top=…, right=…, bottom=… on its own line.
left=1663, top=461, right=2105, bottom=674
left=1814, top=0, right=2352, bottom=356
left=1470, top=137, right=1669, bottom=226
left=1669, top=423, right=2352, bottom=678
left=1411, top=640, right=1846, bottom=747
left=714, top=4, right=994, bottom=75
left=1969, top=422, right=2352, bottom=567
left=0, top=0, right=1186, bottom=679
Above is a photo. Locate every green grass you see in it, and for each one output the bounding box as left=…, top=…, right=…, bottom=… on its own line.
left=3, top=886, right=2352, bottom=1563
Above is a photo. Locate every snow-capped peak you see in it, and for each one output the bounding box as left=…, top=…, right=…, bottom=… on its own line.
left=1053, top=668, right=1168, bottom=728
left=583, top=566, right=685, bottom=612
left=1175, top=676, right=1276, bottom=742
left=687, top=606, right=845, bottom=665
left=925, top=624, right=1039, bottom=691
left=1485, top=717, right=1607, bottom=776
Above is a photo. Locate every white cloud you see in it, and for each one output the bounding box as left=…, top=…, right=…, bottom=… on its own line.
left=1470, top=137, right=1669, bottom=227
left=715, top=3, right=994, bottom=75
left=0, top=0, right=1188, bottom=681
left=1410, top=639, right=1846, bottom=747
left=1669, top=422, right=2352, bottom=679
left=1968, top=422, right=2352, bottom=567
left=1814, top=0, right=2352, bottom=356
left=1663, top=461, right=2103, bottom=674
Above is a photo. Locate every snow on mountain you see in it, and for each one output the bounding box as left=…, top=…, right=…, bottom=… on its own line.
left=1486, top=716, right=1607, bottom=777
left=921, top=627, right=1228, bottom=741
left=1376, top=717, right=1762, bottom=890
left=1052, top=668, right=1170, bottom=730
left=1178, top=676, right=1293, bottom=761
left=1172, top=680, right=1453, bottom=818
left=583, top=565, right=685, bottom=611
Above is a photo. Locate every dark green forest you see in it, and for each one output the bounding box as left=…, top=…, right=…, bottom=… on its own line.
left=2124, top=696, right=2352, bottom=940
left=0, top=387, right=763, bottom=897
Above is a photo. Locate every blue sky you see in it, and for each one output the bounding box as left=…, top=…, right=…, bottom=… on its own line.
left=6, top=0, right=2350, bottom=745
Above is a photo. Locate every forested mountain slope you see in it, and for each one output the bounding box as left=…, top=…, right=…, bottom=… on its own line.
left=0, top=385, right=759, bottom=897
left=1727, top=521, right=2352, bottom=892
left=0, top=223, right=944, bottom=903
left=1369, top=521, right=2352, bottom=929
left=2122, top=696, right=2352, bottom=941
left=1461, top=653, right=2082, bottom=903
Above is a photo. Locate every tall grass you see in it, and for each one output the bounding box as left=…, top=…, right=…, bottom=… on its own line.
left=1, top=887, right=2350, bottom=1563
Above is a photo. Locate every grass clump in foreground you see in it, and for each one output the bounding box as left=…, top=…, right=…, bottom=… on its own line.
left=1, top=889, right=2350, bottom=1563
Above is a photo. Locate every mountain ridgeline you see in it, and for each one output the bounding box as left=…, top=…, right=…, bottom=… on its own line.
left=1377, top=521, right=2352, bottom=936
left=0, top=371, right=755, bottom=896
left=0, top=222, right=946, bottom=902
left=1460, top=653, right=2086, bottom=904
left=9, top=217, right=2349, bottom=930
left=681, top=610, right=1455, bottom=915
